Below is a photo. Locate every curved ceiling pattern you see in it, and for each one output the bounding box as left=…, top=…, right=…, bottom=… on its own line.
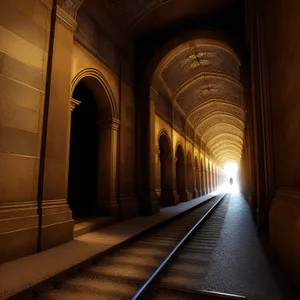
left=175, top=75, right=243, bottom=115
left=189, top=101, right=244, bottom=127
left=161, top=46, right=240, bottom=94
left=196, top=114, right=244, bottom=136
left=154, top=41, right=245, bottom=165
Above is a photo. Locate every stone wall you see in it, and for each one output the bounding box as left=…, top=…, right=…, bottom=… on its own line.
left=0, top=0, right=52, bottom=262
left=262, top=0, right=300, bottom=291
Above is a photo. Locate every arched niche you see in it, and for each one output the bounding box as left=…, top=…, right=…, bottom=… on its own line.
left=68, top=71, right=120, bottom=220
left=158, top=132, right=174, bottom=206
left=175, top=144, right=188, bottom=202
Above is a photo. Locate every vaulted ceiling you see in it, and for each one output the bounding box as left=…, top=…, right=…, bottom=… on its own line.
left=152, top=40, right=245, bottom=165
left=78, top=0, right=245, bottom=165
left=83, top=0, right=240, bottom=37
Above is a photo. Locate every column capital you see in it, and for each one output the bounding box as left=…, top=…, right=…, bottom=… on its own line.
left=57, top=0, right=84, bottom=19
left=70, top=98, right=81, bottom=111
left=97, top=118, right=121, bottom=131
left=56, top=5, right=77, bottom=32
left=56, top=0, right=84, bottom=32
left=155, top=145, right=160, bottom=154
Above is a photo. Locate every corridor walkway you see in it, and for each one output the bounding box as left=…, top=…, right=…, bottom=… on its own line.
left=198, top=191, right=296, bottom=300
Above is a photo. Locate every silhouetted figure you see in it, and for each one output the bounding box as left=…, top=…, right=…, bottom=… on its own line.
left=230, top=177, right=233, bottom=185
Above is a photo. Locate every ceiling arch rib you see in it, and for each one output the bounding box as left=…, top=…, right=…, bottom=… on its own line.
left=196, top=114, right=244, bottom=136
left=161, top=45, right=240, bottom=95
left=215, top=148, right=242, bottom=160
left=210, top=140, right=242, bottom=153
left=175, top=75, right=243, bottom=116
left=188, top=101, right=245, bottom=128
left=218, top=152, right=241, bottom=163
left=207, top=133, right=243, bottom=149
left=213, top=144, right=242, bottom=155
left=202, top=123, right=244, bottom=144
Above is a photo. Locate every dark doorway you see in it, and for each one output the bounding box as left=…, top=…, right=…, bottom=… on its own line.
left=68, top=80, right=99, bottom=218
left=159, top=133, right=172, bottom=206
left=176, top=144, right=187, bottom=202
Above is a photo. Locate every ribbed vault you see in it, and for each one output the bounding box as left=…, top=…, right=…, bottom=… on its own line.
left=152, top=39, right=245, bottom=165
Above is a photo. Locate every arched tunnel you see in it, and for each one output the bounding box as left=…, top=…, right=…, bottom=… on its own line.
left=0, top=0, right=299, bottom=299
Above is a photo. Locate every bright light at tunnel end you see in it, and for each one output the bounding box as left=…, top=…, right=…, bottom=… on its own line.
left=223, top=162, right=240, bottom=194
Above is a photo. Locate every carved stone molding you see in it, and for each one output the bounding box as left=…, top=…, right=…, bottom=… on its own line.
left=97, top=118, right=121, bottom=131
left=56, top=5, right=78, bottom=32
left=58, top=0, right=84, bottom=19
left=70, top=98, right=81, bottom=111
left=155, top=145, right=160, bottom=154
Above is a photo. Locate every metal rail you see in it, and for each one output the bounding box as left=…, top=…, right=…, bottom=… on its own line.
left=131, top=193, right=227, bottom=300
left=160, top=286, right=247, bottom=299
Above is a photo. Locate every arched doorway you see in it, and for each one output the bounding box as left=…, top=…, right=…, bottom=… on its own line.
left=158, top=133, right=172, bottom=206
left=68, top=75, right=119, bottom=220
left=187, top=152, right=194, bottom=200
left=195, top=156, right=200, bottom=197
left=176, top=144, right=188, bottom=202
left=68, top=80, right=99, bottom=217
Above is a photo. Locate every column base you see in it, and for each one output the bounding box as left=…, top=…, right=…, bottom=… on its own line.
left=139, top=191, right=160, bottom=215
left=97, top=198, right=120, bottom=218
left=256, top=209, right=269, bottom=230
left=270, top=189, right=300, bottom=293
left=40, top=199, right=74, bottom=251
left=161, top=190, right=180, bottom=207
left=0, top=202, right=39, bottom=263
left=118, top=195, right=139, bottom=220
left=194, top=189, right=200, bottom=198
left=179, top=190, right=189, bottom=202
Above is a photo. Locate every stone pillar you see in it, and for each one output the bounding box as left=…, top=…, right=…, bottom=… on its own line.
left=0, top=0, right=54, bottom=262
left=206, top=167, right=211, bottom=193
left=171, top=158, right=181, bottom=205
left=138, top=93, right=160, bottom=214
left=96, top=119, right=120, bottom=217
left=194, top=166, right=200, bottom=198
left=161, top=155, right=180, bottom=206
left=155, top=145, right=161, bottom=198
left=202, top=168, right=207, bottom=195
left=38, top=3, right=83, bottom=251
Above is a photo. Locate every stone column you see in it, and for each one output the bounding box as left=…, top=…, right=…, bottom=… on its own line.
left=155, top=145, right=161, bottom=198
left=172, top=158, right=180, bottom=205
left=194, top=166, right=200, bottom=198
left=208, top=171, right=211, bottom=193
left=184, top=162, right=190, bottom=201
left=39, top=2, right=83, bottom=251
left=138, top=93, right=160, bottom=214
left=96, top=118, right=120, bottom=217
left=160, top=155, right=179, bottom=206
left=202, top=168, right=207, bottom=195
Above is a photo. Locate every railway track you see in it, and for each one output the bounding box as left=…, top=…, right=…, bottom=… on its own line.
left=13, top=193, right=245, bottom=300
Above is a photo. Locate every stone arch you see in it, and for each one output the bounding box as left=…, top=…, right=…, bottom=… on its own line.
left=158, top=129, right=172, bottom=150
left=68, top=70, right=120, bottom=220
left=71, top=68, right=119, bottom=120
left=148, top=31, right=241, bottom=86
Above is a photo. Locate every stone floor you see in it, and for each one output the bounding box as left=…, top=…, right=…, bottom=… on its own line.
left=198, top=189, right=297, bottom=300
left=0, top=189, right=297, bottom=300
left=0, top=192, right=217, bottom=300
